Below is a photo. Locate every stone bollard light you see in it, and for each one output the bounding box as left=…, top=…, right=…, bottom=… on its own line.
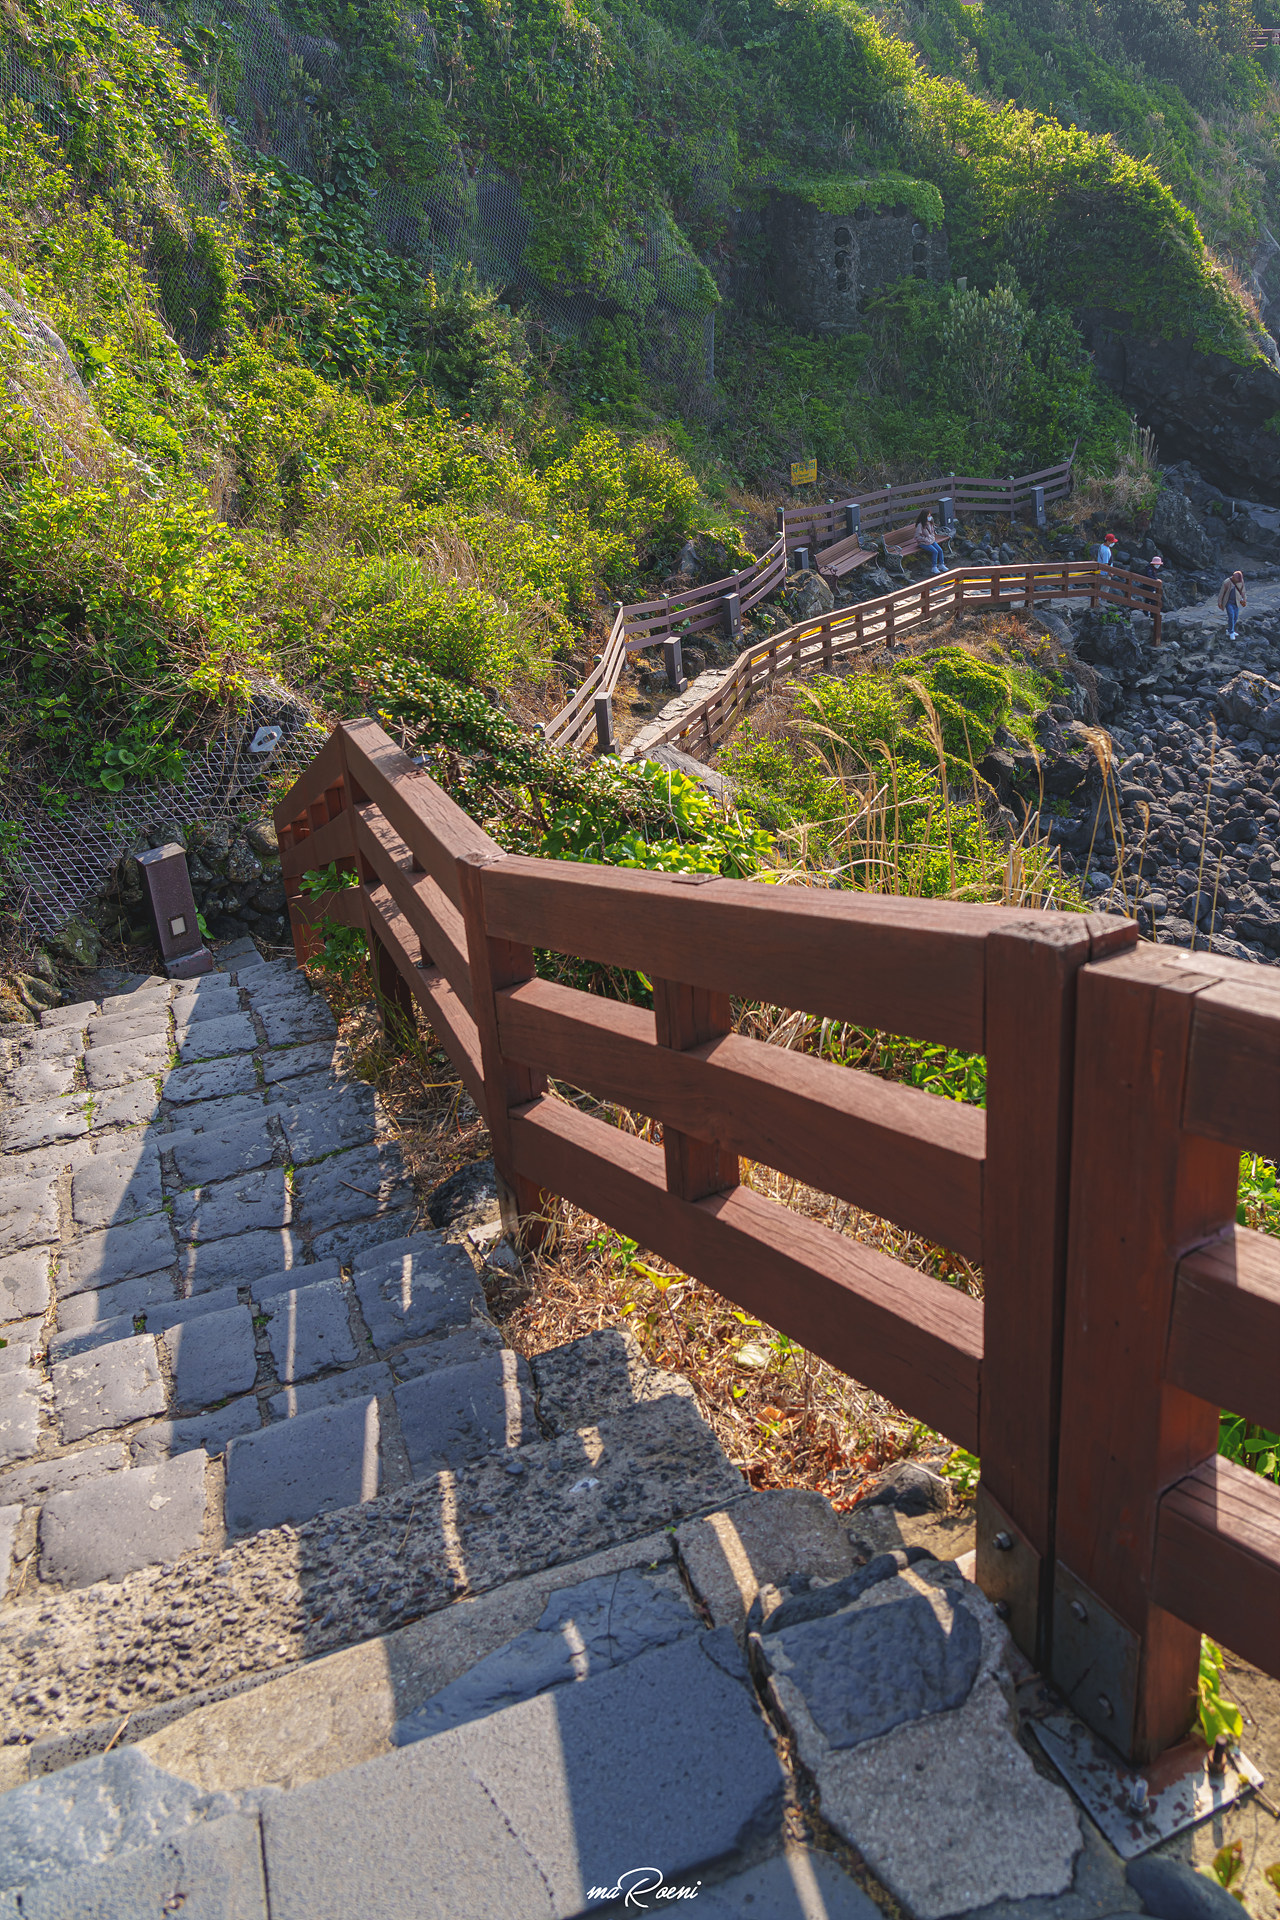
left=137, top=844, right=213, bottom=978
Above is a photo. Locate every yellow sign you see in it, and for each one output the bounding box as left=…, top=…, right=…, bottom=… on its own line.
left=790, top=459, right=818, bottom=487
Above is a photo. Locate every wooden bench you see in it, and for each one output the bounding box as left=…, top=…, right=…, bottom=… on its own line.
left=809, top=518, right=955, bottom=583
left=881, top=520, right=955, bottom=568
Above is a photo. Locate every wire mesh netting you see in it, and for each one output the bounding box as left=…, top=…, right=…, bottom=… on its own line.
left=6, top=683, right=328, bottom=938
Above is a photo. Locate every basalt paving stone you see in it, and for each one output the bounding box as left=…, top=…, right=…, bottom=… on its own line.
left=0, top=1503, right=18, bottom=1597
left=57, top=1274, right=176, bottom=1332
left=250, top=1257, right=340, bottom=1301
left=38, top=1001, right=96, bottom=1031
left=267, top=1360, right=393, bottom=1422
left=16, top=1027, right=88, bottom=1063
left=165, top=1120, right=278, bottom=1189
left=161, top=1306, right=259, bottom=1412
left=0, top=1371, right=42, bottom=1467
left=3, top=1139, right=94, bottom=1185
left=395, top=1352, right=535, bottom=1476
left=70, top=1143, right=163, bottom=1232
left=10, top=1807, right=270, bottom=1920
left=391, top=1566, right=700, bottom=1745
left=179, top=1229, right=303, bottom=1296
left=258, top=1000, right=337, bottom=1049
left=174, top=1013, right=257, bottom=1062
left=0, top=1395, right=745, bottom=1743
left=170, top=985, right=241, bottom=1025
left=131, top=1395, right=262, bottom=1466
left=279, top=1090, right=377, bottom=1164
left=352, top=1237, right=484, bottom=1351
left=0, top=1320, right=44, bottom=1353
left=311, top=1206, right=418, bottom=1270
left=3, top=1059, right=78, bottom=1103
left=0, top=1343, right=32, bottom=1374
left=259, top=1042, right=337, bottom=1086
left=161, top=1058, right=259, bottom=1107
left=0, top=1444, right=126, bottom=1507
left=52, top=1334, right=167, bottom=1443
left=86, top=1008, right=171, bottom=1048
left=2, top=1097, right=89, bottom=1154
left=57, top=1215, right=177, bottom=1297
left=49, top=1315, right=137, bottom=1361
left=89, top=1079, right=164, bottom=1131
left=170, top=1094, right=278, bottom=1139
left=39, top=1450, right=208, bottom=1587
left=261, top=1280, right=357, bottom=1384
left=0, top=1175, right=60, bottom=1256
left=143, top=1285, right=242, bottom=1333
left=391, top=1321, right=504, bottom=1382
left=224, top=1395, right=381, bottom=1534
left=84, top=1034, right=171, bottom=1092
left=101, top=982, right=170, bottom=1014
left=292, top=1143, right=409, bottom=1235
left=172, top=1166, right=290, bottom=1244
left=259, top=1627, right=783, bottom=1920
left=0, top=1249, right=51, bottom=1323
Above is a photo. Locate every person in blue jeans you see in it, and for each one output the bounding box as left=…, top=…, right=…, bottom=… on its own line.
left=914, top=509, right=947, bottom=574
left=1218, top=570, right=1246, bottom=637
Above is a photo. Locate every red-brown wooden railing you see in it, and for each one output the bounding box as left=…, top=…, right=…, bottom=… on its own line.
left=544, top=455, right=1076, bottom=754
left=631, top=561, right=1161, bottom=762
left=274, top=720, right=1279, bottom=1770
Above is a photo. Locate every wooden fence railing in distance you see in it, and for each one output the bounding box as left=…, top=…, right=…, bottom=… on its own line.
left=779, top=457, right=1075, bottom=558
left=542, top=454, right=1076, bottom=755
left=632, top=562, right=1161, bottom=763
left=1053, top=947, right=1280, bottom=1762
left=275, top=716, right=1140, bottom=1682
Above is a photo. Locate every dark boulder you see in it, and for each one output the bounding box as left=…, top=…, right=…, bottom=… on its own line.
left=1077, top=308, right=1280, bottom=504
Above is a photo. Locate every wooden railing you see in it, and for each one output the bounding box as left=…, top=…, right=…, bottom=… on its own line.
left=632, top=561, right=1162, bottom=762
left=275, top=715, right=1280, bottom=1769
left=543, top=454, right=1076, bottom=755
left=779, top=457, right=1075, bottom=558
left=1250, top=25, right=1280, bottom=45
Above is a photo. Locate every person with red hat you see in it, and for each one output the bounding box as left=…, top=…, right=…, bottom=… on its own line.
left=1095, top=532, right=1118, bottom=566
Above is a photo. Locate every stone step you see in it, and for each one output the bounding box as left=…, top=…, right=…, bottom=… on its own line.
left=0, top=1387, right=744, bottom=1764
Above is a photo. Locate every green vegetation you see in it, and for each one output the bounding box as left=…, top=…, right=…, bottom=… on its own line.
left=722, top=636, right=1072, bottom=900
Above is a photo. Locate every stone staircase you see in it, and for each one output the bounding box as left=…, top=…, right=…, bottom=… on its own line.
left=0, top=943, right=1214, bottom=1918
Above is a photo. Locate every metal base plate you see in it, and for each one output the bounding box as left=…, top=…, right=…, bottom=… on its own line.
left=1030, top=1712, right=1264, bottom=1859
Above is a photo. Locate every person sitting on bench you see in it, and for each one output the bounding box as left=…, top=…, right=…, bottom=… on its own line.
left=914, top=509, right=947, bottom=575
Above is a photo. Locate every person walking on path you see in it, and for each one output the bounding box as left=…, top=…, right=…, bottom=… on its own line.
left=1219, top=570, right=1247, bottom=638
left=915, top=508, right=947, bottom=575
left=1096, top=532, right=1118, bottom=566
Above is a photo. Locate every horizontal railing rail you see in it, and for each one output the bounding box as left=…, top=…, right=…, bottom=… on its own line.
left=542, top=454, right=1076, bottom=755
left=629, top=561, right=1161, bottom=763
left=277, top=715, right=1280, bottom=1769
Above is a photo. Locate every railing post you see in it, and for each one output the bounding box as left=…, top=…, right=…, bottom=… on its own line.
left=723, top=590, right=742, bottom=646
left=456, top=852, right=548, bottom=1242
left=339, top=728, right=415, bottom=1037
left=977, top=916, right=1124, bottom=1669
left=1032, top=484, right=1046, bottom=529
left=594, top=692, right=616, bottom=754
left=653, top=977, right=739, bottom=1202
left=663, top=637, right=687, bottom=693
left=1053, top=948, right=1239, bottom=1761
left=845, top=502, right=862, bottom=542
